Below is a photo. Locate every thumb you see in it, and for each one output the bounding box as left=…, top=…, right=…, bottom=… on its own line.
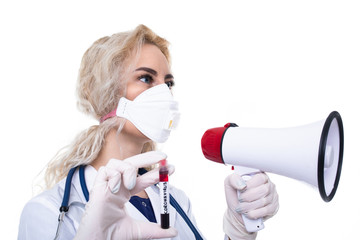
left=129, top=163, right=175, bottom=196
left=224, top=173, right=246, bottom=209
left=136, top=221, right=178, bottom=239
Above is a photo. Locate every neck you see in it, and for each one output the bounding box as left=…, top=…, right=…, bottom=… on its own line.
left=91, top=128, right=146, bottom=170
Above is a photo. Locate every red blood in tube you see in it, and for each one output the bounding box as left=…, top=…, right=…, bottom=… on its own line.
left=159, top=160, right=169, bottom=182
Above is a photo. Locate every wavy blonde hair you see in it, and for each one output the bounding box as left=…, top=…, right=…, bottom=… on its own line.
left=44, top=25, right=171, bottom=189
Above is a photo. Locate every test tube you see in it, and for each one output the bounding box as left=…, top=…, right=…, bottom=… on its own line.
left=159, top=159, right=169, bottom=229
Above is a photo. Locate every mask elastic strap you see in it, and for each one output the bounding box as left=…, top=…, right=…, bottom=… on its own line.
left=100, top=109, right=117, bottom=123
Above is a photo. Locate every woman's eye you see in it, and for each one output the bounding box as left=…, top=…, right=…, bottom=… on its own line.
left=138, top=74, right=153, bottom=84
left=165, top=80, right=175, bottom=89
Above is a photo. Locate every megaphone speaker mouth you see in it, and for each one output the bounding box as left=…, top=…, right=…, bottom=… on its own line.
left=318, top=111, right=344, bottom=202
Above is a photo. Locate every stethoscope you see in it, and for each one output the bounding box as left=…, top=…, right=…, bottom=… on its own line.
left=54, top=165, right=203, bottom=240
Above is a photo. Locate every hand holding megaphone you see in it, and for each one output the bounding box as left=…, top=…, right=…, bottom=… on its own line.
left=224, top=169, right=279, bottom=236
left=201, top=111, right=344, bottom=232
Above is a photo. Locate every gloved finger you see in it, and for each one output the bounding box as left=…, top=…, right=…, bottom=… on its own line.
left=122, top=165, right=138, bottom=190
left=130, top=164, right=175, bottom=195
left=107, top=168, right=122, bottom=194
left=263, top=190, right=279, bottom=221
left=107, top=159, right=138, bottom=190
left=244, top=173, right=269, bottom=189
left=135, top=221, right=178, bottom=239
left=226, top=173, right=247, bottom=191
left=236, top=187, right=275, bottom=214
left=124, top=151, right=167, bottom=169
left=244, top=191, right=279, bottom=220
left=238, top=181, right=273, bottom=203
left=94, top=166, right=122, bottom=191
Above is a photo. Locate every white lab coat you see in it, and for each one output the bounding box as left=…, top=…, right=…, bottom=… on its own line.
left=18, top=165, right=205, bottom=240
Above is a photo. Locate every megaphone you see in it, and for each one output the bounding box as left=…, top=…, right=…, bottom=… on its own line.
left=201, top=111, right=344, bottom=232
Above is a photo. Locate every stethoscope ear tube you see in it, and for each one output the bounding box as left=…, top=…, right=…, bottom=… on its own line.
left=60, top=167, right=78, bottom=212
left=79, top=165, right=89, bottom=201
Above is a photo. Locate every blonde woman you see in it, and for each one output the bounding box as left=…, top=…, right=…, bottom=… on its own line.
left=18, top=25, right=279, bottom=240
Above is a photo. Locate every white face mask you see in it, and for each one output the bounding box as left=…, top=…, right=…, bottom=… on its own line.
left=100, top=84, right=180, bottom=143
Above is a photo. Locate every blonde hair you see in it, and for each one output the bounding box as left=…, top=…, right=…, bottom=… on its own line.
left=44, top=25, right=171, bottom=189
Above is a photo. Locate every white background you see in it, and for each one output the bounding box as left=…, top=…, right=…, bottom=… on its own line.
left=1, top=1, right=359, bottom=239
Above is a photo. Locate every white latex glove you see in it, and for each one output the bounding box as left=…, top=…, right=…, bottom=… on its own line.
left=74, top=151, right=178, bottom=240
left=223, top=173, right=279, bottom=240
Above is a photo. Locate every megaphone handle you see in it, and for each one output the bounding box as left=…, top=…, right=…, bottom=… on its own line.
left=234, top=166, right=264, bottom=232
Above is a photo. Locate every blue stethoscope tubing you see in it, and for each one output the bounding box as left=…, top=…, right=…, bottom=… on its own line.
left=55, top=166, right=203, bottom=240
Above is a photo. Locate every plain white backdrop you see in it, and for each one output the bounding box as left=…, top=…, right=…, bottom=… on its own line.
left=1, top=1, right=359, bottom=239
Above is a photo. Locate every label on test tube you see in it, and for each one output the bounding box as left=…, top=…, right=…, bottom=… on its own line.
left=159, top=159, right=169, bottom=229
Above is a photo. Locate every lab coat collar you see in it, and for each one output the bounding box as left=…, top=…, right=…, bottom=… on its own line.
left=69, top=165, right=97, bottom=205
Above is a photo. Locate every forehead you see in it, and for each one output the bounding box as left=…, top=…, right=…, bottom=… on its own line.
left=134, top=44, right=170, bottom=72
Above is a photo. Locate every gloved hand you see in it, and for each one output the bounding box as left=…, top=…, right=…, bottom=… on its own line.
left=74, top=151, right=178, bottom=240
left=223, top=172, right=279, bottom=240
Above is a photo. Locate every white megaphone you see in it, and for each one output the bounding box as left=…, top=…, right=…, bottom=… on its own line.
left=201, top=111, right=344, bottom=233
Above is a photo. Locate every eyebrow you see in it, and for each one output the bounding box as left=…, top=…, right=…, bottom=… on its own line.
left=135, top=67, right=158, bottom=76
left=135, top=67, right=174, bottom=80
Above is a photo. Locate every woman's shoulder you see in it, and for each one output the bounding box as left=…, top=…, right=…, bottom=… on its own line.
left=21, top=179, right=66, bottom=218
left=18, top=181, right=67, bottom=239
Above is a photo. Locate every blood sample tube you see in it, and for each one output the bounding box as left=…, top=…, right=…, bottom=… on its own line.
left=159, top=159, right=169, bottom=229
